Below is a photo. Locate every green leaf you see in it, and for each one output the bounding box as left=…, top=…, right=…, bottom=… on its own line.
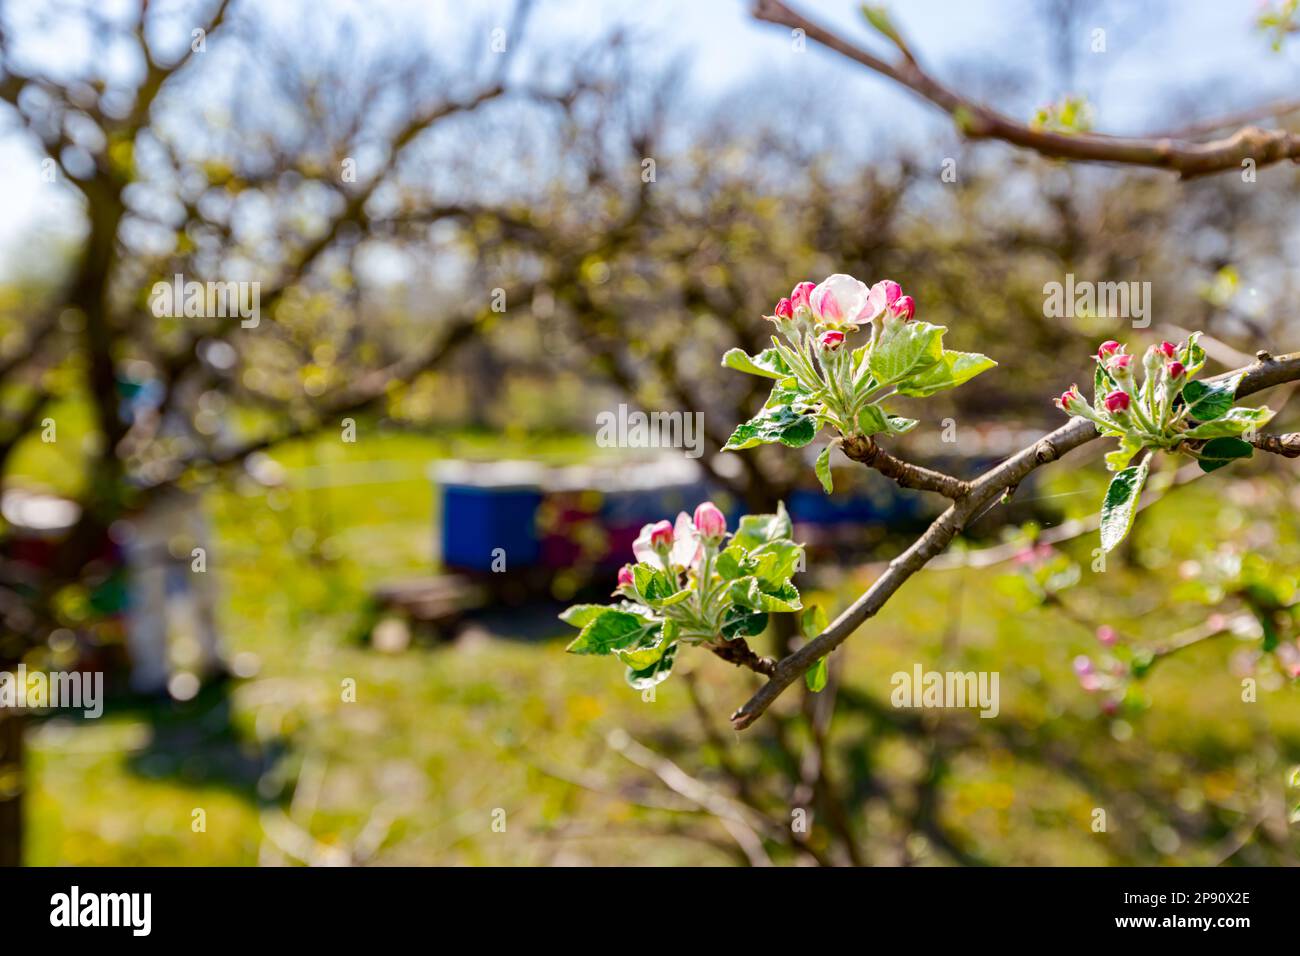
left=801, top=604, right=828, bottom=640
left=850, top=343, right=872, bottom=378
left=805, top=657, right=828, bottom=693
left=869, top=320, right=945, bottom=385
left=1180, top=332, right=1207, bottom=378
left=616, top=621, right=676, bottom=671
left=625, top=642, right=678, bottom=690
left=720, top=607, right=769, bottom=639
left=658, top=588, right=695, bottom=608
left=729, top=577, right=802, bottom=613
left=1099, top=460, right=1149, bottom=553
left=566, top=609, right=651, bottom=656
left=815, top=446, right=834, bottom=494
left=716, top=546, right=757, bottom=580
left=761, top=580, right=803, bottom=612
left=1196, top=436, right=1253, bottom=474
left=856, top=403, right=890, bottom=436
left=1093, top=360, right=1115, bottom=406
left=861, top=4, right=901, bottom=44
left=559, top=604, right=608, bottom=628
left=723, top=404, right=817, bottom=451
left=764, top=382, right=807, bottom=409
left=721, top=347, right=792, bottom=380
left=886, top=415, right=919, bottom=435
left=895, top=350, right=997, bottom=398
left=750, top=540, right=803, bottom=588
left=631, top=563, right=681, bottom=605
left=1181, top=405, right=1274, bottom=439
left=1104, top=435, right=1144, bottom=472
left=1181, top=373, right=1243, bottom=421
left=731, top=503, right=794, bottom=550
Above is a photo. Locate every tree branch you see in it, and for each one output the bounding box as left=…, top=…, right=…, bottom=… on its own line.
left=1250, top=432, right=1300, bottom=458
left=839, top=433, right=970, bottom=498
left=751, top=0, right=1300, bottom=179
left=731, top=350, right=1300, bottom=730
left=707, top=638, right=777, bottom=676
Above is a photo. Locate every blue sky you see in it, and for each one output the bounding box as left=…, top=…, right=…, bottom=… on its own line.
left=1, top=0, right=1296, bottom=278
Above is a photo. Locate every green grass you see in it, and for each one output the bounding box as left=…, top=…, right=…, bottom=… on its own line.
left=22, top=428, right=1300, bottom=865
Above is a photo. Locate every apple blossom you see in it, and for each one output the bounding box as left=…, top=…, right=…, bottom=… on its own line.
left=649, top=520, right=673, bottom=548
left=693, top=501, right=726, bottom=543
left=562, top=503, right=806, bottom=692
left=1055, top=385, right=1088, bottom=415
left=633, top=519, right=675, bottom=569
left=1103, top=390, right=1130, bottom=413
left=868, top=279, right=902, bottom=317
left=810, top=273, right=872, bottom=327
left=889, top=294, right=915, bottom=321
left=790, top=281, right=815, bottom=313
left=1054, top=334, right=1277, bottom=554
left=774, top=297, right=793, bottom=319
left=819, top=329, right=845, bottom=350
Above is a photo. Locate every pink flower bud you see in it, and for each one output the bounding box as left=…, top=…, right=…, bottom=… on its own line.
left=693, top=501, right=726, bottom=542
left=1103, top=390, right=1130, bottom=414
left=774, top=297, right=793, bottom=319
left=1107, top=353, right=1132, bottom=372
left=819, top=329, right=845, bottom=350
left=890, top=294, right=915, bottom=321
left=617, top=564, right=635, bottom=588
left=866, top=280, right=902, bottom=320
left=1167, top=361, right=1185, bottom=379
left=1097, top=341, right=1121, bottom=359
left=873, top=279, right=902, bottom=306
left=1157, top=341, right=1176, bottom=358
left=790, top=281, right=815, bottom=311
left=648, top=520, right=674, bottom=550
left=1055, top=385, right=1086, bottom=414
left=1096, top=625, right=1117, bottom=646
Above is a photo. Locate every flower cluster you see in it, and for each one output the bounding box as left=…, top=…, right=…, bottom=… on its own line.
left=772, top=274, right=914, bottom=341
left=1055, top=334, right=1275, bottom=552
left=561, top=502, right=804, bottom=690
left=723, top=273, right=995, bottom=493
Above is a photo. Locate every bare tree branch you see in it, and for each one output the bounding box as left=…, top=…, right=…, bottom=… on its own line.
left=839, top=433, right=970, bottom=498
left=751, top=0, right=1300, bottom=179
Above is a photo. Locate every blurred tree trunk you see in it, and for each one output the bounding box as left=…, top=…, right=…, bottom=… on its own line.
left=0, top=708, right=22, bottom=866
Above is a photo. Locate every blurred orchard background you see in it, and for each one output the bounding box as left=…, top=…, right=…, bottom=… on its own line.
left=1, top=0, right=1299, bottom=866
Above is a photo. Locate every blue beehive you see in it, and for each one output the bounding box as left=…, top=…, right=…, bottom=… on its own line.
left=431, top=462, right=544, bottom=572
